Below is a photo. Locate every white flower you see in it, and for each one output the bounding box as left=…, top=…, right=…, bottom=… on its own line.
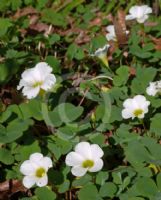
left=65, top=142, right=104, bottom=177
left=146, top=81, right=161, bottom=96
left=122, top=95, right=150, bottom=119
left=20, top=153, right=52, bottom=189
left=106, top=25, right=117, bottom=41
left=17, top=62, right=56, bottom=99
left=106, top=25, right=129, bottom=42
left=91, top=44, right=110, bottom=67
left=126, top=5, right=152, bottom=23
left=94, top=44, right=110, bottom=57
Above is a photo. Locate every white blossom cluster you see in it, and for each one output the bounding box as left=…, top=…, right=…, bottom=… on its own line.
left=92, top=5, right=152, bottom=66
left=17, top=4, right=155, bottom=191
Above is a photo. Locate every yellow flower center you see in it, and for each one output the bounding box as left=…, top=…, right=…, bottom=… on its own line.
left=133, top=109, right=143, bottom=117
left=35, top=167, right=46, bottom=178
left=82, top=160, right=94, bottom=168
left=32, top=81, right=43, bottom=88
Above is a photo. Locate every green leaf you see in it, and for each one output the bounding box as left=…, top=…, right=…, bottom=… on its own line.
left=99, top=182, right=117, bottom=198
left=20, top=99, right=42, bottom=120
left=48, top=110, right=63, bottom=127
left=66, top=43, right=84, bottom=60
left=6, top=50, right=28, bottom=59
left=108, top=106, right=122, bottom=123
left=42, top=9, right=67, bottom=27
left=128, top=198, right=145, bottom=200
left=89, top=133, right=105, bottom=146
left=136, top=167, right=152, bottom=177
left=36, top=0, right=47, bottom=9
left=124, top=140, right=151, bottom=167
left=95, top=92, right=112, bottom=124
left=11, top=0, right=22, bottom=10
left=19, top=140, right=41, bottom=161
left=0, top=18, right=12, bottom=37
left=157, top=173, right=161, bottom=191
left=48, top=34, right=60, bottom=44
left=136, top=177, right=158, bottom=198
left=0, top=63, right=10, bottom=83
left=150, top=114, right=161, bottom=136
left=0, top=61, right=20, bottom=84
left=62, top=0, right=85, bottom=15
left=35, top=187, right=56, bottom=200
left=58, top=180, right=70, bottom=193
left=91, top=35, right=107, bottom=50
left=0, top=0, right=10, bottom=11
left=47, top=102, right=83, bottom=127
left=0, top=119, right=33, bottom=144
left=0, top=106, right=12, bottom=123
left=45, top=56, right=61, bottom=74
left=72, top=174, right=92, bottom=187
left=101, top=92, right=112, bottom=123
left=131, top=67, right=157, bottom=94
left=57, top=125, right=77, bottom=140
left=47, top=136, right=72, bottom=159
left=47, top=141, right=61, bottom=160
left=0, top=148, right=14, bottom=165
left=113, top=66, right=129, bottom=86
left=114, top=124, right=139, bottom=144
left=53, top=103, right=83, bottom=123
left=96, top=171, right=109, bottom=185
left=141, top=137, right=161, bottom=161
left=78, top=184, right=102, bottom=200
left=112, top=172, right=122, bottom=184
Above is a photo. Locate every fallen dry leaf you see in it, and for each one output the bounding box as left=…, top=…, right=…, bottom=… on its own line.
left=114, top=10, right=128, bottom=46
left=13, top=6, right=38, bottom=19
left=0, top=180, right=27, bottom=200
left=150, top=36, right=161, bottom=51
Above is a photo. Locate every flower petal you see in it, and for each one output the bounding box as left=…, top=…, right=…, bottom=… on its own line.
left=17, top=79, right=27, bottom=90
left=35, top=62, right=52, bottom=80
left=106, top=33, right=116, bottom=41
left=105, top=25, right=116, bottom=41
left=88, top=158, right=103, bottom=172
left=106, top=25, right=115, bottom=33
left=30, top=153, right=43, bottom=162
left=129, top=5, right=139, bottom=15
left=123, top=98, right=133, bottom=108
left=141, top=5, right=152, bottom=14
left=22, top=86, right=40, bottom=99
left=41, top=74, right=56, bottom=91
left=122, top=108, right=133, bottom=119
left=134, top=95, right=148, bottom=105
left=65, top=152, right=84, bottom=167
left=146, top=82, right=158, bottom=96
left=126, top=5, right=152, bottom=23
left=90, top=144, right=104, bottom=158
left=21, top=68, right=36, bottom=83
left=20, top=160, right=35, bottom=176
left=71, top=166, right=87, bottom=177
left=75, top=142, right=92, bottom=159
left=125, top=14, right=135, bottom=20
left=39, top=157, right=53, bottom=170
left=22, top=175, right=36, bottom=189
left=137, top=15, right=148, bottom=23
left=36, top=175, right=48, bottom=187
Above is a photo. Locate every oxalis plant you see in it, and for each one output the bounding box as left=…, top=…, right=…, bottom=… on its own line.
left=1, top=1, right=161, bottom=200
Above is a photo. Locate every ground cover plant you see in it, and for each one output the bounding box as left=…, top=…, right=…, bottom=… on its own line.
left=1, top=0, right=161, bottom=199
